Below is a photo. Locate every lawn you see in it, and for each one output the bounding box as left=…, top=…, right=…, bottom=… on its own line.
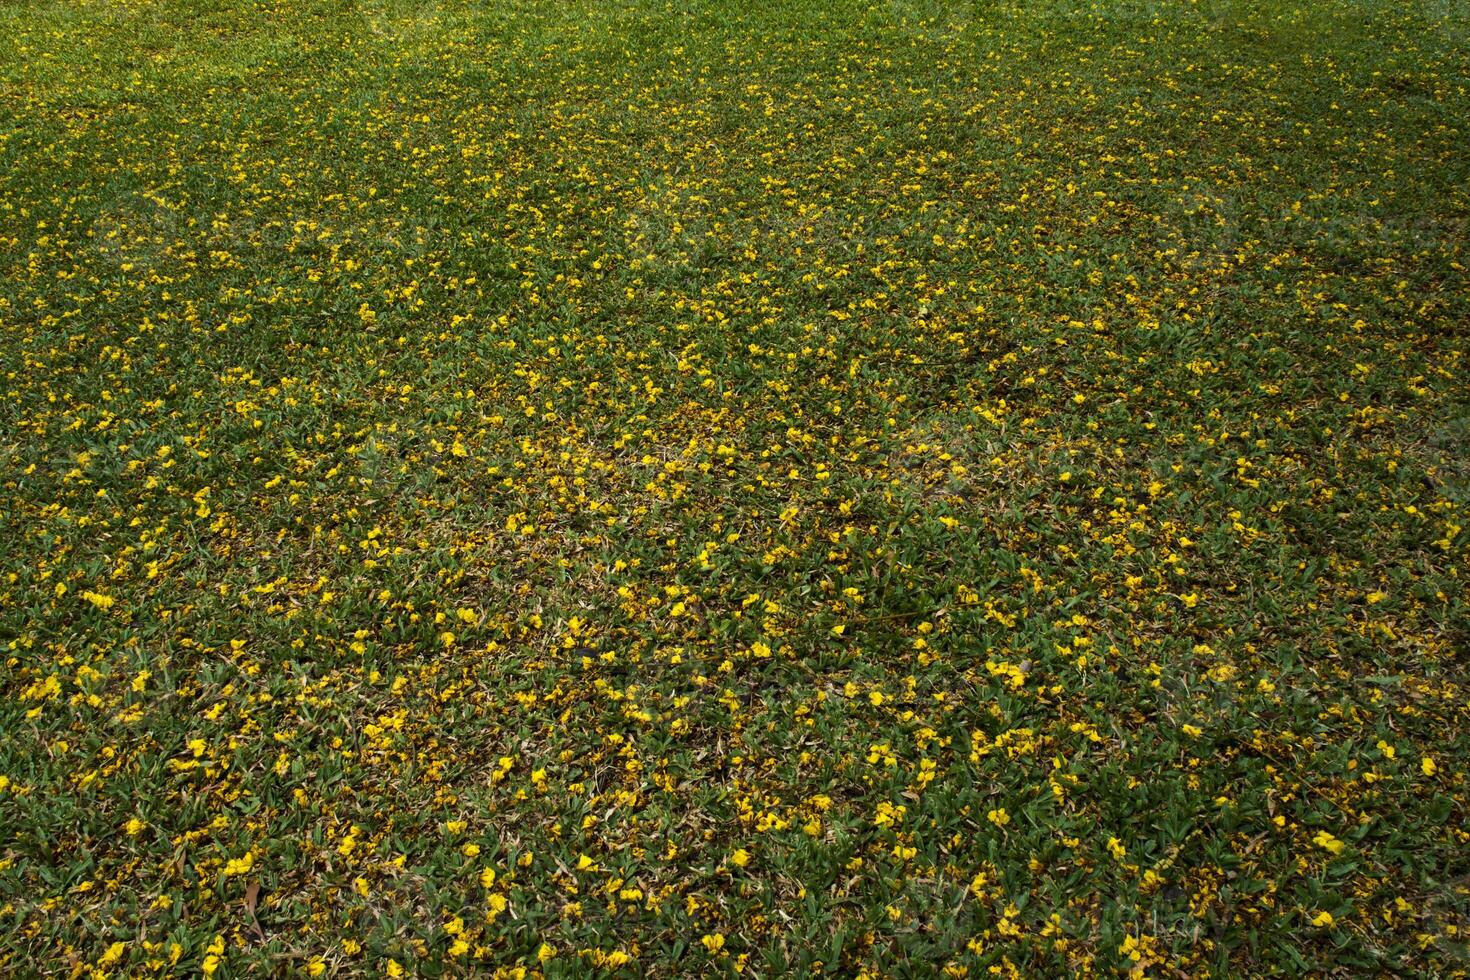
left=1, top=0, right=1467, bottom=975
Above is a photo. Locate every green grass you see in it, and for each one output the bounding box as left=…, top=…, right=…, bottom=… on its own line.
left=1, top=0, right=1467, bottom=975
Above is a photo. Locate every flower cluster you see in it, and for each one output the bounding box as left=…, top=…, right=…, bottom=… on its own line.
left=1, top=0, right=1467, bottom=975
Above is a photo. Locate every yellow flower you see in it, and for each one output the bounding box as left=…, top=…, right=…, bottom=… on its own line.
left=1312, top=830, right=1344, bottom=855
left=1421, top=756, right=1437, bottom=776
left=701, top=933, right=726, bottom=954
left=729, top=848, right=750, bottom=868
left=1311, top=910, right=1334, bottom=927
left=201, top=935, right=225, bottom=976
left=223, top=851, right=254, bottom=876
